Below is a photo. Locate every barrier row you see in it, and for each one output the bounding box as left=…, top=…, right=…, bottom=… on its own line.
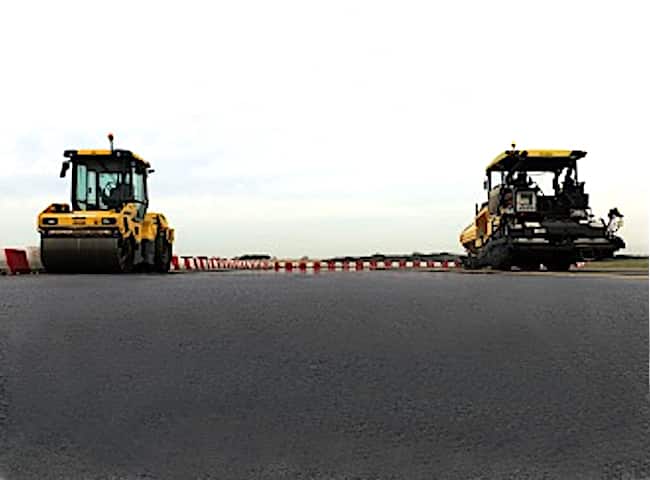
left=1, top=248, right=586, bottom=276
left=171, top=256, right=273, bottom=271
left=0, top=250, right=274, bottom=275
left=273, top=259, right=458, bottom=272
left=169, top=256, right=460, bottom=273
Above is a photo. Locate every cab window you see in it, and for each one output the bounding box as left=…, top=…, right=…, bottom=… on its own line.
left=132, top=166, right=147, bottom=219
left=133, top=170, right=145, bottom=203
left=98, top=172, right=124, bottom=210
left=75, top=164, right=88, bottom=210
left=87, top=170, right=97, bottom=208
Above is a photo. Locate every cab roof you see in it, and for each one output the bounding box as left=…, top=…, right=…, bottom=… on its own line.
left=63, top=149, right=150, bottom=167
left=486, top=149, right=586, bottom=172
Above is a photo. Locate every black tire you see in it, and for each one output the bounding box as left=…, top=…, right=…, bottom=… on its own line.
left=485, top=243, right=512, bottom=271
left=154, top=235, right=172, bottom=273
left=117, top=238, right=135, bottom=273
left=517, top=262, right=541, bottom=272
left=545, top=261, right=572, bottom=272
left=462, top=255, right=479, bottom=270
left=544, top=255, right=573, bottom=271
left=492, top=255, right=512, bottom=271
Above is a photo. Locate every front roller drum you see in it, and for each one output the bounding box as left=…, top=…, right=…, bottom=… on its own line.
left=41, top=237, right=134, bottom=273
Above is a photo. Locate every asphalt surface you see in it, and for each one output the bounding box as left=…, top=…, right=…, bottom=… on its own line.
left=0, top=271, right=648, bottom=480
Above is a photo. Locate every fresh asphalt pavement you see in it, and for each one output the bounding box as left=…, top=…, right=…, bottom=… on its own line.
left=0, top=271, right=648, bottom=480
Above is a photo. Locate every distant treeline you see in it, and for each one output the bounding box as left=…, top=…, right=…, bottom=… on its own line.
left=237, top=254, right=272, bottom=260
left=231, top=253, right=646, bottom=262
left=325, top=252, right=462, bottom=262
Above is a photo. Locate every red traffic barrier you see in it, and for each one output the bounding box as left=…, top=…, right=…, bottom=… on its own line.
left=181, top=256, right=195, bottom=270
left=196, top=256, right=209, bottom=270
left=3, top=248, right=31, bottom=274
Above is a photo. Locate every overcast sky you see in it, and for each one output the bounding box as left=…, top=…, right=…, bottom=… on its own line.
left=1, top=0, right=648, bottom=257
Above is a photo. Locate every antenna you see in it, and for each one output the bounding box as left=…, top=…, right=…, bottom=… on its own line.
left=108, top=132, right=114, bottom=153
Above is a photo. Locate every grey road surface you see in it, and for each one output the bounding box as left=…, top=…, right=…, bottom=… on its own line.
left=0, top=272, right=648, bottom=480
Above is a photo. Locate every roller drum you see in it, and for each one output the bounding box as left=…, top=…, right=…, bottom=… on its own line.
left=41, top=237, right=131, bottom=273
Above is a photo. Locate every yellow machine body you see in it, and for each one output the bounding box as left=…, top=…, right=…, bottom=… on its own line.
left=38, top=205, right=174, bottom=245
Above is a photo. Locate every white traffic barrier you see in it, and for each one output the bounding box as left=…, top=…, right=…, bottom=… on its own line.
left=0, top=250, right=9, bottom=274
left=24, top=246, right=44, bottom=272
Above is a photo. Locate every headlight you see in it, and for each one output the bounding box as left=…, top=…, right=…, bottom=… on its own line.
left=101, top=217, right=117, bottom=225
left=43, top=217, right=58, bottom=225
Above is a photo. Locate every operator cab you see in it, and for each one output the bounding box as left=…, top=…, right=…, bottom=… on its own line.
left=59, top=138, right=152, bottom=220
left=484, top=148, right=589, bottom=218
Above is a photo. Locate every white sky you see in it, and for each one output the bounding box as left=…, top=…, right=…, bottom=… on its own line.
left=1, top=0, right=648, bottom=257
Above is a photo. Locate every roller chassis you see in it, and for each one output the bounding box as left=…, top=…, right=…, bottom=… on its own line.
left=39, top=211, right=174, bottom=273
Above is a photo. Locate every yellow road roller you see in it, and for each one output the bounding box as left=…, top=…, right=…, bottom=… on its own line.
left=37, top=134, right=174, bottom=273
